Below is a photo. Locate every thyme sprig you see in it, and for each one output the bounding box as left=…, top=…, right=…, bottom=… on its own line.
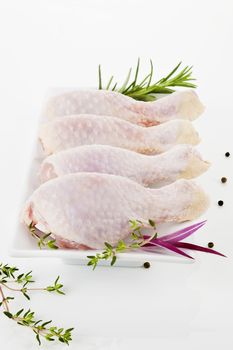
left=0, top=263, right=73, bottom=345
left=0, top=265, right=64, bottom=300
left=29, top=222, right=58, bottom=250
left=87, top=219, right=157, bottom=269
left=98, top=59, right=196, bottom=101
left=3, top=308, right=73, bottom=345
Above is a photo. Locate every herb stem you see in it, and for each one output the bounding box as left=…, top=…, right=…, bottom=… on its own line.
left=0, top=283, right=45, bottom=292
left=98, top=64, right=102, bottom=90
left=0, top=286, right=9, bottom=312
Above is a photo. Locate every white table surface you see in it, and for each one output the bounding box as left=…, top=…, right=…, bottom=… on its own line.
left=0, top=0, right=233, bottom=349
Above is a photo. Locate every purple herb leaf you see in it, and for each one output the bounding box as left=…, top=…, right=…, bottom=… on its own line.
left=164, top=223, right=206, bottom=243
left=174, top=242, right=226, bottom=257
left=143, top=239, right=194, bottom=259
left=144, top=220, right=206, bottom=243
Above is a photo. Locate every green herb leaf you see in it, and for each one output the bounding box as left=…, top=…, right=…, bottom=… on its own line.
left=46, top=276, right=65, bottom=295
left=36, top=334, right=41, bottom=345
left=104, top=242, right=113, bottom=250
left=4, top=311, right=13, bottom=319
left=111, top=255, right=117, bottom=266
left=148, top=219, right=156, bottom=227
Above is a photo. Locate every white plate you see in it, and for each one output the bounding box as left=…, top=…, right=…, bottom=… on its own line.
left=10, top=88, right=197, bottom=267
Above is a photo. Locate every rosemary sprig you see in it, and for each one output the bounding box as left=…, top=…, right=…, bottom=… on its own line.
left=87, top=219, right=157, bottom=269
left=98, top=59, right=196, bottom=101
left=0, top=263, right=73, bottom=345
left=29, top=222, right=58, bottom=250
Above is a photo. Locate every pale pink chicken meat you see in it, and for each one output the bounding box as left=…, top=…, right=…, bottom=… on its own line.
left=44, top=89, right=204, bottom=126
left=39, top=144, right=210, bottom=185
left=39, top=115, right=200, bottom=155
left=22, top=173, right=209, bottom=249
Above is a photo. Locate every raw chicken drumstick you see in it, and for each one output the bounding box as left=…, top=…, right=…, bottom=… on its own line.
left=44, top=89, right=204, bottom=126
left=39, top=115, right=200, bottom=155
left=22, top=173, right=209, bottom=249
left=39, top=144, right=209, bottom=185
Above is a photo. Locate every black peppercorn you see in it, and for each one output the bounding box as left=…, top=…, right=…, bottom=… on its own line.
left=221, top=177, right=227, bottom=183
left=225, top=152, right=230, bottom=157
left=208, top=242, right=214, bottom=248
left=143, top=262, right=150, bottom=269
left=218, top=200, right=224, bottom=206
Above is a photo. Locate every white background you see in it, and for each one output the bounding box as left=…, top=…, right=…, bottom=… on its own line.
left=0, top=0, right=233, bottom=349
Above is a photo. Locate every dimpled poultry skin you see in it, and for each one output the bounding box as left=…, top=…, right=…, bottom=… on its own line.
left=44, top=89, right=204, bottom=126
left=39, top=144, right=209, bottom=185
left=22, top=173, right=209, bottom=249
left=39, top=115, right=200, bottom=155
